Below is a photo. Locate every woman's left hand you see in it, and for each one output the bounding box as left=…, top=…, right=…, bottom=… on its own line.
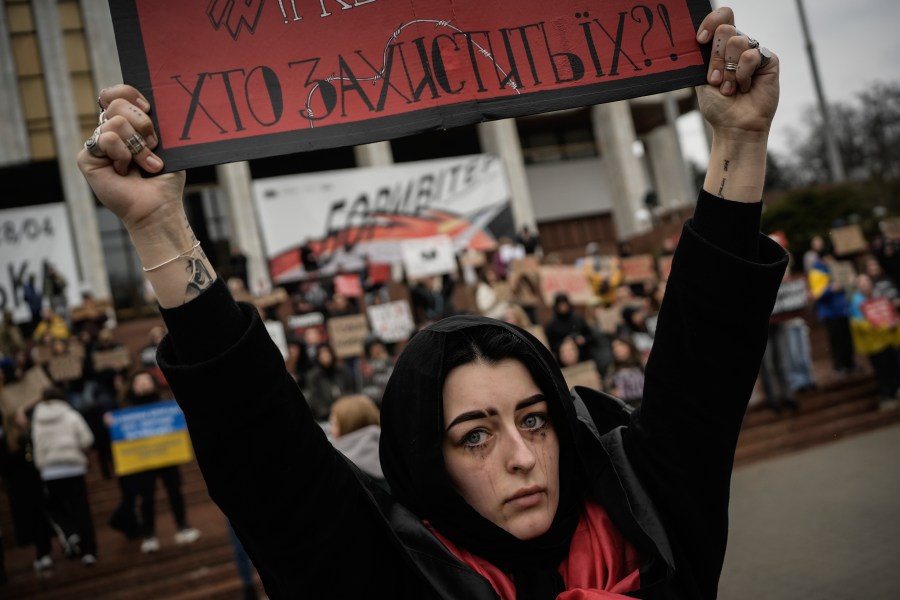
left=695, top=7, right=780, bottom=141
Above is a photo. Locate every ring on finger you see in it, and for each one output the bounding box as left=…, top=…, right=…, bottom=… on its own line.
left=747, top=37, right=760, bottom=50
left=84, top=126, right=104, bottom=159
left=97, top=95, right=104, bottom=111
left=125, top=133, right=146, bottom=156
left=98, top=110, right=108, bottom=125
left=756, top=47, right=772, bottom=71
left=724, top=62, right=739, bottom=72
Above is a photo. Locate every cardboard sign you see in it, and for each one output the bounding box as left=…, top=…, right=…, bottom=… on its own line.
left=327, top=313, right=371, bottom=358
left=109, top=400, right=193, bottom=476
left=367, top=300, right=415, bottom=343
left=93, top=346, right=132, bottom=372
left=880, top=217, right=900, bottom=241
left=830, top=224, right=868, bottom=256
left=561, top=361, right=602, bottom=391
left=334, top=274, right=364, bottom=298
left=830, top=261, right=857, bottom=292
left=620, top=254, right=657, bottom=284
left=109, top=0, right=711, bottom=172
left=861, top=297, right=900, bottom=329
left=402, top=235, right=458, bottom=280
left=594, top=306, right=624, bottom=335
left=771, top=279, right=808, bottom=316
left=0, top=366, right=52, bottom=416
left=48, top=354, right=83, bottom=382
left=538, top=265, right=594, bottom=306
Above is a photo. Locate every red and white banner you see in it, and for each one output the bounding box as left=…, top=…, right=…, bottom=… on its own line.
left=110, top=0, right=711, bottom=171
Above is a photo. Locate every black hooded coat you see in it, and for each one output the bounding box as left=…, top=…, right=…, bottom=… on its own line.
left=157, top=192, right=787, bottom=599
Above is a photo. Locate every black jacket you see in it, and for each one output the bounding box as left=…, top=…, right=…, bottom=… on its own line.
left=158, top=191, right=786, bottom=599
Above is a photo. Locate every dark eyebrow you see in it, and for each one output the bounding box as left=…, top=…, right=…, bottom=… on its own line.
left=445, top=394, right=547, bottom=432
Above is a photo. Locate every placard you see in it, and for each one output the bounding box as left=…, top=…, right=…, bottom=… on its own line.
left=402, top=235, right=458, bottom=280
left=538, top=266, right=594, bottom=306
left=771, top=279, right=808, bottom=316
left=48, top=354, right=83, bottom=382
left=109, top=400, right=193, bottom=476
left=327, top=313, right=371, bottom=358
left=0, top=366, right=52, bottom=416
left=93, top=346, right=133, bottom=372
left=880, top=217, right=900, bottom=242
left=367, top=300, right=415, bottom=343
left=334, top=274, right=364, bottom=298
left=110, top=0, right=711, bottom=172
left=830, top=261, right=857, bottom=292
left=620, top=254, right=657, bottom=284
left=561, top=361, right=602, bottom=391
left=830, top=224, right=868, bottom=256
left=861, top=297, right=900, bottom=329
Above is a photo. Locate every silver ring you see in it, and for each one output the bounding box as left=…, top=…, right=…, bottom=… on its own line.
left=97, top=96, right=104, bottom=110
left=757, top=47, right=772, bottom=71
left=724, top=62, right=739, bottom=72
left=747, top=37, right=759, bottom=50
left=125, top=133, right=146, bottom=156
left=84, top=126, right=104, bottom=158
left=98, top=110, right=108, bottom=125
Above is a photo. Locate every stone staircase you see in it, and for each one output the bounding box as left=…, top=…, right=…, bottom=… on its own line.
left=2, top=315, right=899, bottom=598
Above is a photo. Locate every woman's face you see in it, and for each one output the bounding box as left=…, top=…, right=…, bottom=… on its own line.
left=442, top=359, right=560, bottom=540
left=612, top=339, right=632, bottom=362
left=558, top=337, right=579, bottom=367
left=317, top=346, right=334, bottom=367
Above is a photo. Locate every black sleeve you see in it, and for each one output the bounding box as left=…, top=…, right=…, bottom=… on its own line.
left=622, top=190, right=787, bottom=598
left=157, top=284, right=417, bottom=597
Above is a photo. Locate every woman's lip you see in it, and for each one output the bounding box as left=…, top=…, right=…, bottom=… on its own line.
left=506, top=486, right=545, bottom=506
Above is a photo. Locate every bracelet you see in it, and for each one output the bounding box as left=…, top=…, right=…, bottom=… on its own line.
left=142, top=240, right=202, bottom=272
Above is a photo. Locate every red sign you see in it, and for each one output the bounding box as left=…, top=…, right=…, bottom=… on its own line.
left=110, top=0, right=711, bottom=171
left=861, top=297, right=900, bottom=329
left=334, top=273, right=364, bottom=297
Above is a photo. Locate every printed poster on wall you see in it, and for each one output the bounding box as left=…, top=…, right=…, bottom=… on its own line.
left=0, top=204, right=82, bottom=324
left=254, top=154, right=513, bottom=282
left=108, top=400, right=194, bottom=476
left=109, top=0, right=712, bottom=172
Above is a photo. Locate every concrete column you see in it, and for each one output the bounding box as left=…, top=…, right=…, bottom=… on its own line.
left=477, top=119, right=536, bottom=231
left=353, top=141, right=393, bottom=167
left=0, top=7, right=29, bottom=165
left=215, top=162, right=271, bottom=293
left=591, top=101, right=652, bottom=239
left=80, top=0, right=122, bottom=89
left=643, top=93, right=696, bottom=210
left=33, top=0, right=111, bottom=299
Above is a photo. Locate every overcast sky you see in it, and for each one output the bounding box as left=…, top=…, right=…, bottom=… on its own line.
left=679, top=0, right=900, bottom=165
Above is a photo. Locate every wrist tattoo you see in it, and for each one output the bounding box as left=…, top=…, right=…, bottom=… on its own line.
left=718, top=178, right=726, bottom=197
left=723, top=159, right=730, bottom=172
left=183, top=254, right=213, bottom=301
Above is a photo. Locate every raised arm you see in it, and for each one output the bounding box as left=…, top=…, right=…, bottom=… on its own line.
left=76, top=86, right=211, bottom=307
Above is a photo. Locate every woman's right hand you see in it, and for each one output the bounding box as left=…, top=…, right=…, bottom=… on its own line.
left=76, top=84, right=186, bottom=235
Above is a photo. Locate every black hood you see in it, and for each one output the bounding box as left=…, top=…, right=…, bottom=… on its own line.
left=379, top=315, right=585, bottom=582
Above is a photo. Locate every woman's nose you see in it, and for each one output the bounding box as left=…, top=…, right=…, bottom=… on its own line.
left=505, top=431, right=537, bottom=473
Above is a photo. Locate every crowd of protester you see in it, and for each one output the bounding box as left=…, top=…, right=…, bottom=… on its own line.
left=1, top=218, right=898, bottom=590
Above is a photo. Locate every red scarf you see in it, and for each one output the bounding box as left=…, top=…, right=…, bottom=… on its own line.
left=429, top=501, right=642, bottom=599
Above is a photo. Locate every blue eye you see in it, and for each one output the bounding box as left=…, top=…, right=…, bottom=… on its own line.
left=462, top=429, right=489, bottom=447
left=522, top=413, right=548, bottom=430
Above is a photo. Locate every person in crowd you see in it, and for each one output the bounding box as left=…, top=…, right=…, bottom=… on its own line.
left=581, top=243, right=623, bottom=307
left=544, top=292, right=595, bottom=363
left=849, top=274, right=900, bottom=402
left=42, top=262, right=68, bottom=319
left=78, top=8, right=785, bottom=597
left=359, top=335, right=394, bottom=406
left=304, top=343, right=356, bottom=423
left=555, top=334, right=582, bottom=369
left=122, top=370, right=201, bottom=553
left=31, top=306, right=70, bottom=342
left=515, top=225, right=541, bottom=257
left=802, top=235, right=825, bottom=274
left=604, top=337, right=646, bottom=408
left=808, top=250, right=857, bottom=375
left=28, top=386, right=97, bottom=566
left=80, top=327, right=129, bottom=479
left=758, top=325, right=799, bottom=413
left=327, top=394, right=384, bottom=484
left=22, top=274, right=44, bottom=339
left=864, top=256, right=900, bottom=307
left=0, top=309, right=25, bottom=361
left=474, top=266, right=509, bottom=320
left=139, top=324, right=169, bottom=389
left=769, top=259, right=816, bottom=397
left=618, top=305, right=654, bottom=362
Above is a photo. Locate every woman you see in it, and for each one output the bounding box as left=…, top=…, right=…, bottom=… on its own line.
left=303, top=343, right=357, bottom=422
left=77, top=8, right=785, bottom=598
left=604, top=336, right=646, bottom=408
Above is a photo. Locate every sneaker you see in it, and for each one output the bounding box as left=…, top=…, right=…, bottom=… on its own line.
left=81, top=554, right=97, bottom=566
left=140, top=537, right=160, bottom=554
left=33, top=555, right=54, bottom=572
left=174, top=528, right=201, bottom=546
left=64, top=534, right=81, bottom=559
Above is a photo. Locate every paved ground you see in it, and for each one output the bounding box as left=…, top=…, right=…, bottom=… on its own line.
left=719, top=422, right=900, bottom=599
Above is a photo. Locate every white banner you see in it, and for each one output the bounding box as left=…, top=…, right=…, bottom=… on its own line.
left=0, top=204, right=81, bottom=323
left=367, top=301, right=415, bottom=344
left=401, top=235, right=457, bottom=280
left=252, top=154, right=512, bottom=283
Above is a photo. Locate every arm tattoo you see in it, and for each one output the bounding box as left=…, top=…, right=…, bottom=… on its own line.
left=183, top=252, right=213, bottom=301
left=717, top=160, right=730, bottom=197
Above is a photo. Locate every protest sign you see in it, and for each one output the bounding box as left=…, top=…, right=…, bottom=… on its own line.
left=109, top=0, right=711, bottom=172
left=93, top=346, right=133, bottom=372
left=402, top=235, right=458, bottom=280
left=830, top=224, right=868, bottom=256
left=48, top=353, right=83, bottom=382
left=0, top=204, right=82, bottom=324
left=880, top=217, right=900, bottom=241
left=287, top=311, right=325, bottom=334
left=255, top=155, right=511, bottom=282
left=0, top=366, right=52, bottom=416
left=829, top=261, right=857, bottom=292
left=327, top=313, right=371, bottom=358
left=771, top=279, right=808, bottom=316
left=367, top=300, right=415, bottom=343
left=861, top=297, right=900, bottom=329
left=561, top=361, right=602, bottom=391
left=109, top=400, right=193, bottom=476
left=620, top=254, right=657, bottom=284
left=334, top=274, right=364, bottom=298
left=538, top=266, right=594, bottom=306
